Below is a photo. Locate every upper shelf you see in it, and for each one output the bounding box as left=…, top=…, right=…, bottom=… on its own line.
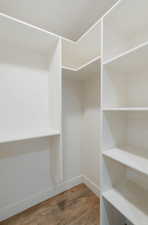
left=103, top=0, right=148, bottom=62
left=62, top=21, right=101, bottom=70
left=0, top=13, right=59, bottom=55
left=103, top=41, right=148, bottom=75
left=62, top=56, right=100, bottom=80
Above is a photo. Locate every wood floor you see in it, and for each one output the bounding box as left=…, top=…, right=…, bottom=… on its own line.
left=1, top=184, right=100, bottom=225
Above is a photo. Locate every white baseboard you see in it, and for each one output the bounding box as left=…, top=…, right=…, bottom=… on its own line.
left=81, top=175, right=100, bottom=197
left=0, top=176, right=82, bottom=222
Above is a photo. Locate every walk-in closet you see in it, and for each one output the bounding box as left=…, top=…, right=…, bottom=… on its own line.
left=0, top=0, right=147, bottom=225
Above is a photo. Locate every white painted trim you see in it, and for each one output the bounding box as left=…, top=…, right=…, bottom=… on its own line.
left=82, top=175, right=100, bottom=197
left=0, top=176, right=82, bottom=222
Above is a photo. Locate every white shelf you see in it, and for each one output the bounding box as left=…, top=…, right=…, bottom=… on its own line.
left=103, top=182, right=148, bottom=225
left=103, top=107, right=148, bottom=111
left=103, top=0, right=148, bottom=62
left=103, top=40, right=148, bottom=66
left=102, top=0, right=148, bottom=224
left=103, top=41, right=148, bottom=75
left=62, top=56, right=100, bottom=80
left=62, top=21, right=101, bottom=69
left=0, top=129, right=60, bottom=144
left=102, top=41, right=148, bottom=108
left=0, top=13, right=59, bottom=55
left=103, top=148, right=148, bottom=176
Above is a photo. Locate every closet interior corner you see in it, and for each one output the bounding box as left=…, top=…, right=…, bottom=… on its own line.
left=62, top=21, right=101, bottom=195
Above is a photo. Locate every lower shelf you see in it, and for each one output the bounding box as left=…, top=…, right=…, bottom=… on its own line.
left=0, top=129, right=60, bottom=143
left=103, top=147, right=148, bottom=176
left=103, top=181, right=148, bottom=225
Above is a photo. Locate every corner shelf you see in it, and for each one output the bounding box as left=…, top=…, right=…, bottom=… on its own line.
left=62, top=21, right=101, bottom=70
left=62, top=56, right=100, bottom=80
left=103, top=148, right=148, bottom=176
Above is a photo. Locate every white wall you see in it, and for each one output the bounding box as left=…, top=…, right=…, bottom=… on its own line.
left=0, top=46, right=50, bottom=140
left=62, top=73, right=100, bottom=196
left=62, top=78, right=82, bottom=180
left=0, top=138, right=54, bottom=220
left=81, top=75, right=100, bottom=195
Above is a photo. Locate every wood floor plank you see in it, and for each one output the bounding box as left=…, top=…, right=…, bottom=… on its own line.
left=0, top=184, right=100, bottom=225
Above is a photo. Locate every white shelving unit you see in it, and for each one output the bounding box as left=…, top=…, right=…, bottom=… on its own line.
left=101, top=0, right=148, bottom=224
left=0, top=13, right=61, bottom=142
left=0, top=13, right=63, bottom=185
left=0, top=0, right=147, bottom=224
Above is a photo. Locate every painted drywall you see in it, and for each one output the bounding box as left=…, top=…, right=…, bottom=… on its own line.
left=63, top=73, right=100, bottom=195
left=62, top=78, right=82, bottom=180
left=0, top=138, right=54, bottom=219
left=0, top=46, right=50, bottom=139
left=81, top=75, right=100, bottom=193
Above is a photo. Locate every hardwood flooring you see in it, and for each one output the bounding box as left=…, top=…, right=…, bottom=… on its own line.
left=0, top=184, right=100, bottom=225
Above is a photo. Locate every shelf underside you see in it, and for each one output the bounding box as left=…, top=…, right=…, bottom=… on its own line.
left=103, top=181, right=148, bottom=225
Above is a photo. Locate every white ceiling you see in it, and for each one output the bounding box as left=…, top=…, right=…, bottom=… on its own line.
left=0, top=0, right=118, bottom=41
